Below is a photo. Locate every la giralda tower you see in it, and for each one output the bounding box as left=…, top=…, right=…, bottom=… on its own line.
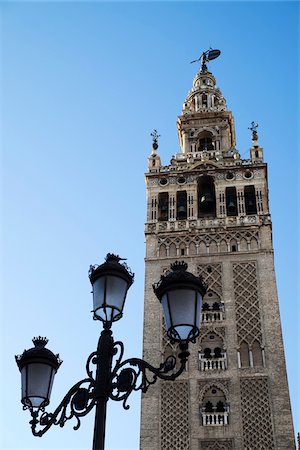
left=140, top=51, right=295, bottom=450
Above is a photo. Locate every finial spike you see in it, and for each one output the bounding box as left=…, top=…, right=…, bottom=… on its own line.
left=248, top=121, right=259, bottom=140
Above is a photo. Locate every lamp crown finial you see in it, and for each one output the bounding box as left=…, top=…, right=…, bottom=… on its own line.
left=170, top=261, right=188, bottom=272
left=32, top=336, right=48, bottom=348
left=105, top=253, right=127, bottom=263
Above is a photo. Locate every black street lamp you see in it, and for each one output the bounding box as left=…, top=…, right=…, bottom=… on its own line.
left=16, top=254, right=206, bottom=450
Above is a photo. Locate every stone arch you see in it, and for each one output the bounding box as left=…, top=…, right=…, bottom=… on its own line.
left=230, top=238, right=238, bottom=252
left=209, top=240, right=218, bottom=254
left=159, top=243, right=167, bottom=258
left=219, top=239, right=227, bottom=253
left=250, top=237, right=258, bottom=250
left=239, top=237, right=248, bottom=251
left=199, top=382, right=229, bottom=403
left=169, top=242, right=177, bottom=257
left=252, top=340, right=263, bottom=367
left=240, top=341, right=250, bottom=368
left=199, top=240, right=207, bottom=254
left=179, top=241, right=186, bottom=257
left=189, top=241, right=197, bottom=255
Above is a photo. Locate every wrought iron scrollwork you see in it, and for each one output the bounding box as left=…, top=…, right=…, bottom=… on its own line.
left=24, top=329, right=189, bottom=436
left=27, top=354, right=98, bottom=436
left=109, top=340, right=189, bottom=410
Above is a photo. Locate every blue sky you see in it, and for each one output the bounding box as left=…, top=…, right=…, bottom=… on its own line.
left=1, top=2, right=299, bottom=449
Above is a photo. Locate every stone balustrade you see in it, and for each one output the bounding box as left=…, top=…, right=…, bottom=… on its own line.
left=199, top=354, right=227, bottom=371
left=201, top=309, right=225, bottom=322
left=201, top=408, right=229, bottom=426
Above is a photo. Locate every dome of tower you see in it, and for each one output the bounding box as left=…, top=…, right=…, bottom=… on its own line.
left=182, top=69, right=227, bottom=114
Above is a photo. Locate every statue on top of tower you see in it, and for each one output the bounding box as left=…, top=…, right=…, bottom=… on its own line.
left=190, top=48, right=221, bottom=73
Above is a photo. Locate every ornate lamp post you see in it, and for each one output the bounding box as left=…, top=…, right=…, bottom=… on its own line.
left=16, top=254, right=206, bottom=450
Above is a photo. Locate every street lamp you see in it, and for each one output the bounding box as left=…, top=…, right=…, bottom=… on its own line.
left=16, top=254, right=206, bottom=450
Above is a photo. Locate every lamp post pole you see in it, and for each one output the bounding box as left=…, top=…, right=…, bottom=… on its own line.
left=16, top=255, right=206, bottom=449
left=92, top=327, right=113, bottom=450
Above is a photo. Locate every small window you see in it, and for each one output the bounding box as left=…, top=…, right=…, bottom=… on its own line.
left=226, top=187, right=237, bottom=216
left=199, top=137, right=213, bottom=151
left=159, top=178, right=168, bottom=186
left=226, top=172, right=234, bottom=180
left=177, top=176, right=186, bottom=184
left=158, top=192, right=169, bottom=221
left=244, top=185, right=257, bottom=215
left=181, top=248, right=185, bottom=256
left=176, top=191, right=187, bottom=220
left=231, top=245, right=237, bottom=252
left=244, top=171, right=253, bottom=179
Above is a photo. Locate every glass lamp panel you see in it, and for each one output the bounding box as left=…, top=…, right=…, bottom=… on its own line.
left=106, top=276, right=128, bottom=309
left=196, top=291, right=203, bottom=327
left=93, top=275, right=128, bottom=321
left=168, top=289, right=200, bottom=341
left=161, top=294, right=171, bottom=330
left=21, top=366, right=27, bottom=401
left=27, top=363, right=53, bottom=408
left=92, top=276, right=105, bottom=311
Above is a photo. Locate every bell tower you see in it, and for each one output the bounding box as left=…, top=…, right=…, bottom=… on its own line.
left=140, top=50, right=295, bottom=450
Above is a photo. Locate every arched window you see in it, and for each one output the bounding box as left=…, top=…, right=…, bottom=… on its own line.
left=201, top=386, right=229, bottom=426
left=252, top=340, right=263, bottom=367
left=158, top=192, right=168, bottom=221
left=240, top=341, right=250, bottom=368
left=202, top=93, right=208, bottom=107
left=226, top=187, right=238, bottom=216
left=176, top=190, right=187, bottom=220
left=201, top=291, right=224, bottom=322
left=198, top=176, right=216, bottom=217
left=244, top=185, right=257, bottom=215
left=198, top=130, right=214, bottom=151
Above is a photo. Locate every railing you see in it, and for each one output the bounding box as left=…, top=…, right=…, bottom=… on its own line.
left=201, top=309, right=225, bottom=322
left=199, top=354, right=227, bottom=371
left=201, top=409, right=229, bottom=426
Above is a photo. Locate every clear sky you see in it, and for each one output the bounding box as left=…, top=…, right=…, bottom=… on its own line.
left=1, top=1, right=299, bottom=449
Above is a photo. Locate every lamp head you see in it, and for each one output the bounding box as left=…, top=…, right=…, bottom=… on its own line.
left=89, top=254, right=134, bottom=325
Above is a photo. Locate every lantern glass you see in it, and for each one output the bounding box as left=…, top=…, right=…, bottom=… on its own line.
left=161, top=288, right=202, bottom=341
left=21, top=363, right=55, bottom=409
left=92, top=274, right=129, bottom=322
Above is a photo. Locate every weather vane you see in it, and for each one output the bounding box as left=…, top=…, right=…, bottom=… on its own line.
left=151, top=129, right=161, bottom=150
left=190, top=48, right=221, bottom=72
left=248, top=121, right=259, bottom=140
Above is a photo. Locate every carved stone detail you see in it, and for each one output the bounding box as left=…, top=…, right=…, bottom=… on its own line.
left=161, top=381, right=190, bottom=449
left=240, top=377, right=275, bottom=449
left=199, top=379, right=229, bottom=401
left=199, top=439, right=233, bottom=450
left=197, top=263, right=223, bottom=297
left=233, top=262, right=262, bottom=346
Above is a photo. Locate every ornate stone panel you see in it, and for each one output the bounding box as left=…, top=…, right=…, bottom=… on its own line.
left=157, top=229, right=259, bottom=256
left=199, top=439, right=233, bottom=450
left=197, top=263, right=223, bottom=297
left=161, top=381, right=189, bottom=450
left=240, top=377, right=275, bottom=449
left=198, top=379, right=229, bottom=401
left=233, top=262, right=262, bottom=346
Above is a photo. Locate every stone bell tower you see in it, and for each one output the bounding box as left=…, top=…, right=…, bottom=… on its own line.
left=140, top=51, right=295, bottom=450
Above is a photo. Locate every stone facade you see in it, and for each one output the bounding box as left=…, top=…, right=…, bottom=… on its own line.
left=140, top=58, right=295, bottom=450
